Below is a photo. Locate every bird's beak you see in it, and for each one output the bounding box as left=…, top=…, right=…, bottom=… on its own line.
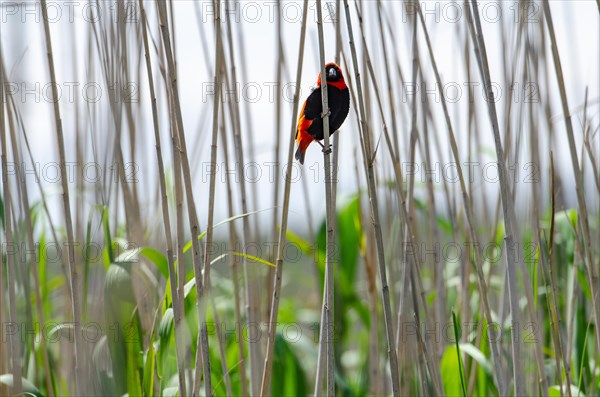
left=328, top=68, right=337, bottom=79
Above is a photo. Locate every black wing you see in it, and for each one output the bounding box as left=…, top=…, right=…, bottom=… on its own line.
left=329, top=87, right=350, bottom=134
left=307, top=86, right=350, bottom=141
left=304, top=87, right=324, bottom=140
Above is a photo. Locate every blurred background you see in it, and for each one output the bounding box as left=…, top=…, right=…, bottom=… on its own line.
left=0, top=0, right=599, bottom=396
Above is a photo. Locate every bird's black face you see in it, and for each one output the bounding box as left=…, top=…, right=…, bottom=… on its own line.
left=325, top=64, right=343, bottom=82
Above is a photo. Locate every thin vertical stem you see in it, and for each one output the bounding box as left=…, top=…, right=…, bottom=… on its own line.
left=541, top=0, right=600, bottom=356
left=220, top=119, right=248, bottom=396
left=172, top=110, right=188, bottom=397
left=315, top=0, right=336, bottom=394
left=467, top=1, right=524, bottom=394
left=156, top=2, right=213, bottom=394
left=414, top=3, right=506, bottom=393
left=222, top=0, right=262, bottom=391
left=260, top=1, right=309, bottom=395
left=40, top=1, right=83, bottom=393
left=138, top=1, right=183, bottom=393
left=4, top=79, right=54, bottom=397
left=197, top=0, right=226, bottom=393
left=0, top=44, right=23, bottom=397
left=342, top=1, right=400, bottom=394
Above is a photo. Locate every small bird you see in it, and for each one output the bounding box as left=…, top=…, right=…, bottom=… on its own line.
left=295, top=62, right=350, bottom=164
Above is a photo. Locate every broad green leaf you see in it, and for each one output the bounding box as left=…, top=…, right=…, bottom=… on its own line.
left=92, top=336, right=116, bottom=396
left=458, top=343, right=493, bottom=375
left=436, top=216, right=454, bottom=236
left=316, top=195, right=362, bottom=293
left=336, top=196, right=361, bottom=296
left=285, top=229, right=313, bottom=255
left=157, top=308, right=174, bottom=378
left=574, top=313, right=592, bottom=395
left=209, top=338, right=228, bottom=396
left=441, top=345, right=464, bottom=396
left=115, top=247, right=169, bottom=278
left=271, top=333, right=307, bottom=396
left=548, top=385, right=585, bottom=397
left=163, top=386, right=179, bottom=397
left=0, top=374, right=43, bottom=397
left=452, top=312, right=467, bottom=397
left=46, top=323, right=75, bottom=341
left=104, top=263, right=136, bottom=303
left=104, top=263, right=143, bottom=395
left=315, top=195, right=367, bottom=370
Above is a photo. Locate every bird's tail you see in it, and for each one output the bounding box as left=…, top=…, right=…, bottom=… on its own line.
left=295, top=145, right=306, bottom=165
left=295, top=134, right=313, bottom=165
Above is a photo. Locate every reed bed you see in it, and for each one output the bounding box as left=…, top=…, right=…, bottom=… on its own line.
left=0, top=0, right=598, bottom=396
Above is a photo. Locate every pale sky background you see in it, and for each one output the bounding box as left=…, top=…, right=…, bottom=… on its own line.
left=0, top=0, right=598, bottom=237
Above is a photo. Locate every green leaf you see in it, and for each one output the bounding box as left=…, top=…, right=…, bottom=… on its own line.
left=163, top=386, right=179, bottom=397
left=441, top=345, right=465, bottom=397
left=157, top=308, right=175, bottom=379
left=38, top=233, right=49, bottom=314
left=451, top=312, right=467, bottom=397
left=104, top=263, right=143, bottom=395
left=316, top=195, right=362, bottom=296
left=183, top=208, right=274, bottom=253
left=143, top=297, right=167, bottom=396
left=213, top=252, right=276, bottom=267
left=315, top=195, right=366, bottom=367
left=116, top=247, right=169, bottom=278
left=457, top=343, right=493, bottom=375
left=125, top=317, right=144, bottom=397
left=336, top=196, right=362, bottom=296
left=271, top=333, right=307, bottom=396
left=208, top=337, right=227, bottom=396
left=104, top=263, right=136, bottom=303
left=436, top=216, right=454, bottom=236
left=285, top=229, right=313, bottom=255
left=574, top=309, right=592, bottom=395
left=548, top=385, right=585, bottom=397
left=92, top=336, right=116, bottom=396
left=0, top=374, right=43, bottom=397
left=0, top=193, right=4, bottom=230
left=46, top=323, right=75, bottom=341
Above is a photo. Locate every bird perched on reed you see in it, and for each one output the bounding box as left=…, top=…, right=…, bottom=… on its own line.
left=295, top=62, right=350, bottom=164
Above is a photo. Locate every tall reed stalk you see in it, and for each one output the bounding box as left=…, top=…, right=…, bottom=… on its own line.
left=138, top=0, right=186, bottom=393
left=414, top=3, right=506, bottom=392
left=220, top=119, right=248, bottom=396
left=467, top=1, right=525, bottom=394
left=197, top=0, right=227, bottom=393
left=1, top=2, right=598, bottom=396
left=541, top=0, right=600, bottom=356
left=314, top=1, right=337, bottom=394
left=221, top=21, right=262, bottom=397
left=261, top=1, right=309, bottom=395
left=3, top=66, right=54, bottom=396
left=342, top=0, right=400, bottom=394
left=0, top=45, right=22, bottom=397
left=157, top=2, right=213, bottom=394
left=40, top=1, right=84, bottom=393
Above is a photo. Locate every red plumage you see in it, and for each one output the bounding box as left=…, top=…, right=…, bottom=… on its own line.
left=295, top=62, right=350, bottom=164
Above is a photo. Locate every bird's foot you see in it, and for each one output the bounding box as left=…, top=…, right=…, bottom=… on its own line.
left=321, top=109, right=331, bottom=118
left=321, top=143, right=332, bottom=155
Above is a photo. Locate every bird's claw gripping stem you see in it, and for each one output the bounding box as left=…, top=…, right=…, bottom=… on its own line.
left=321, top=109, right=331, bottom=118
left=317, top=139, right=332, bottom=154
left=321, top=144, right=332, bottom=155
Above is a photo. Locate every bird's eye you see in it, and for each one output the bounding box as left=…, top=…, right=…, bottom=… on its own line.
left=327, top=68, right=338, bottom=79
